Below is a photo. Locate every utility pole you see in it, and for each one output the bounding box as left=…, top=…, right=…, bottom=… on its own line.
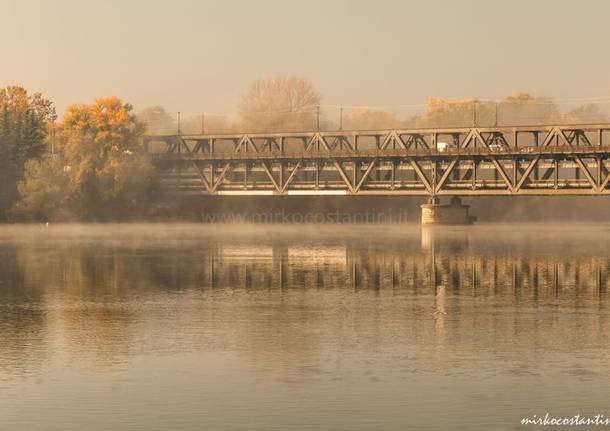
left=472, top=101, right=477, bottom=127
left=316, top=106, right=320, bottom=131
left=495, top=102, right=499, bottom=127
left=177, top=112, right=182, bottom=135
left=339, top=107, right=343, bottom=131
left=201, top=113, right=205, bottom=134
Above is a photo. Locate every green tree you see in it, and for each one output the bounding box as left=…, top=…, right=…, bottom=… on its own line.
left=0, top=86, right=56, bottom=219
left=12, top=157, right=71, bottom=221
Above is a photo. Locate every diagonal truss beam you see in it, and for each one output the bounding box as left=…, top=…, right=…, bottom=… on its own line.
left=600, top=169, right=610, bottom=191
left=354, top=159, right=378, bottom=192
left=280, top=162, right=302, bottom=193
left=489, top=156, right=514, bottom=191
left=260, top=161, right=281, bottom=192
left=333, top=161, right=356, bottom=193
left=514, top=155, right=541, bottom=191
left=572, top=155, right=599, bottom=191
left=434, top=159, right=459, bottom=194
left=407, top=158, right=432, bottom=194
left=189, top=161, right=212, bottom=192
left=211, top=163, right=231, bottom=193
left=380, top=132, right=407, bottom=150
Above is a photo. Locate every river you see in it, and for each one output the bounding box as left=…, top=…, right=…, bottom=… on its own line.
left=1, top=224, right=609, bottom=430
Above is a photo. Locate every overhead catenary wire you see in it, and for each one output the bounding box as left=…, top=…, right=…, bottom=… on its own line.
left=173, top=96, right=610, bottom=119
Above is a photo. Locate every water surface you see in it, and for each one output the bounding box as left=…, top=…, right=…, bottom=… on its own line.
left=1, top=223, right=609, bottom=430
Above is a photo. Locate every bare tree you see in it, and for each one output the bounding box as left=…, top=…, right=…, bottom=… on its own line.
left=136, top=106, right=176, bottom=135
left=238, top=76, right=321, bottom=132
left=341, top=107, right=403, bottom=130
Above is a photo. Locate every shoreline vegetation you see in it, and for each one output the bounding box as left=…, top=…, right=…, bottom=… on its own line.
left=1, top=80, right=608, bottom=223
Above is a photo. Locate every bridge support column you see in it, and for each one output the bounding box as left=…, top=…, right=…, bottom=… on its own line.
left=421, top=197, right=476, bottom=225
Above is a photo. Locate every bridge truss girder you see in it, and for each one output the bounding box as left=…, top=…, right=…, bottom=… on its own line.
left=147, top=124, right=610, bottom=196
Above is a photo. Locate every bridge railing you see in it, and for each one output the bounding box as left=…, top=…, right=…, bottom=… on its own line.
left=152, top=143, right=610, bottom=161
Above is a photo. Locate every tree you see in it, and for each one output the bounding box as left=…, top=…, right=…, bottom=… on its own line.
left=12, top=157, right=72, bottom=221
left=15, top=97, right=157, bottom=221
left=561, top=104, right=607, bottom=124
left=497, top=92, right=558, bottom=126
left=180, top=114, right=238, bottom=135
left=0, top=86, right=56, bottom=219
left=136, top=106, right=176, bottom=135
left=415, top=92, right=561, bottom=128
left=416, top=98, right=495, bottom=128
left=341, top=107, right=402, bottom=130
left=61, top=96, right=144, bottom=158
left=238, top=76, right=321, bottom=132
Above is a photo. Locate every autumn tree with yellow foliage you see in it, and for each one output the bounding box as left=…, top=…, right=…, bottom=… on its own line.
left=14, top=97, right=157, bottom=221
left=414, top=92, right=601, bottom=128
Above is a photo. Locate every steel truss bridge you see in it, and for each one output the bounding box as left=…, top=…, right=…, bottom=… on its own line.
left=146, top=123, right=610, bottom=196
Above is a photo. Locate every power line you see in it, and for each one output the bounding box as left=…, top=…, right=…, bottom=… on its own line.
left=172, top=97, right=610, bottom=120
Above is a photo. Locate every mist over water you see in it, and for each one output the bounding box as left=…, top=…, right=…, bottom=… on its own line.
left=1, top=223, right=610, bottom=430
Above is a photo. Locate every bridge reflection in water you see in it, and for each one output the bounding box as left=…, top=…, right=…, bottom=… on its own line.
left=187, top=229, right=609, bottom=300
left=199, top=228, right=608, bottom=349
left=3, top=226, right=606, bottom=299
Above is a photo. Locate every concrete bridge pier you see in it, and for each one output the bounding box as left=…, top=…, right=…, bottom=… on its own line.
left=421, top=196, right=476, bottom=225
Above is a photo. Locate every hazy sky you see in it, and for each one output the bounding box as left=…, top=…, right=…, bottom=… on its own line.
left=3, top=0, right=610, bottom=116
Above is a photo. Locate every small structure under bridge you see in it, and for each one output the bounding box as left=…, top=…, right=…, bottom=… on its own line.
left=145, top=123, right=610, bottom=224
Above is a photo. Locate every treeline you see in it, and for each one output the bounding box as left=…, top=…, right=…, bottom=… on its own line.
left=1, top=87, right=156, bottom=222
left=1, top=79, right=608, bottom=222
left=139, top=77, right=609, bottom=134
